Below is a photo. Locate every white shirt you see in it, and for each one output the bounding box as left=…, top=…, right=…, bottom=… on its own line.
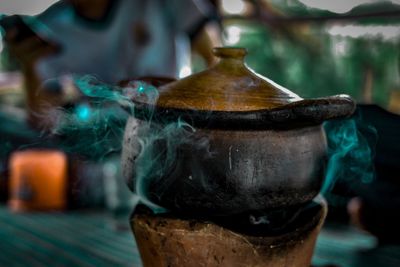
left=30, top=0, right=211, bottom=84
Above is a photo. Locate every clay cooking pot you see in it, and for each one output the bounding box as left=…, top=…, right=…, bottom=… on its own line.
left=121, top=47, right=355, bottom=216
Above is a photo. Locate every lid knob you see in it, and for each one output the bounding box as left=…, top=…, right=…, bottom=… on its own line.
left=213, top=47, right=247, bottom=60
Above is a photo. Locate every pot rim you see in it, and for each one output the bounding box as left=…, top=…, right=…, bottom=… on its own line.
left=125, top=94, right=355, bottom=130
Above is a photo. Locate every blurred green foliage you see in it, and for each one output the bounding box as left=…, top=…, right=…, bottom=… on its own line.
left=222, top=1, right=400, bottom=107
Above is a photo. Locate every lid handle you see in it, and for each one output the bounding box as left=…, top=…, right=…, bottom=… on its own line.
left=213, top=47, right=247, bottom=60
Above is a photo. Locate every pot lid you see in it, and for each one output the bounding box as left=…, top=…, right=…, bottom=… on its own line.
left=156, top=47, right=301, bottom=111
left=130, top=47, right=355, bottom=129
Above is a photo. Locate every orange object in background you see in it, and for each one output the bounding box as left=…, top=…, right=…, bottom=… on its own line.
left=8, top=150, right=68, bottom=212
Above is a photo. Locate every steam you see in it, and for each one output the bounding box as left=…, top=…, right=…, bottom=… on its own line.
left=44, top=76, right=140, bottom=161
left=322, top=114, right=377, bottom=193
left=130, top=119, right=202, bottom=213
left=60, top=75, right=208, bottom=213
left=3, top=73, right=377, bottom=214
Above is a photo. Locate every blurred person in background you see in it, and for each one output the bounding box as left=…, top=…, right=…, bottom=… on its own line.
left=1, top=0, right=220, bottom=129
left=0, top=0, right=221, bottom=225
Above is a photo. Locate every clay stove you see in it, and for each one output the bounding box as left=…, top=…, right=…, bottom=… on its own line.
left=132, top=197, right=326, bottom=267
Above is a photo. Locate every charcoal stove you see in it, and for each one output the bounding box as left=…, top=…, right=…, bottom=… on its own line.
left=131, top=196, right=326, bottom=267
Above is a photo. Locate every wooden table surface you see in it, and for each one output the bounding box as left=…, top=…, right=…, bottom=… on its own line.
left=1, top=206, right=399, bottom=267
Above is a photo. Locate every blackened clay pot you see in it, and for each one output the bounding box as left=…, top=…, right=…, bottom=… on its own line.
left=121, top=47, right=355, bottom=216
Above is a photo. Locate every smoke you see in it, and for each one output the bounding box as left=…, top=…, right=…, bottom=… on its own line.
left=3, top=73, right=378, bottom=214
left=129, top=118, right=204, bottom=213
left=57, top=75, right=210, bottom=213
left=43, top=75, right=151, bottom=161
left=46, top=76, right=377, bottom=213
left=322, top=113, right=377, bottom=194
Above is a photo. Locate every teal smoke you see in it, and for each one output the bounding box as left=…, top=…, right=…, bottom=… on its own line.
left=323, top=115, right=377, bottom=194
left=49, top=75, right=156, bottom=161
left=131, top=119, right=198, bottom=213
left=61, top=76, right=196, bottom=212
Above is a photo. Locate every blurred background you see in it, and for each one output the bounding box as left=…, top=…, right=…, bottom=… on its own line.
left=0, top=0, right=400, bottom=266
